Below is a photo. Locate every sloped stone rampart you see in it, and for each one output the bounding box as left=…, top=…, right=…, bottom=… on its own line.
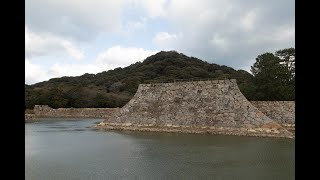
left=250, top=101, right=295, bottom=125
left=100, top=79, right=293, bottom=138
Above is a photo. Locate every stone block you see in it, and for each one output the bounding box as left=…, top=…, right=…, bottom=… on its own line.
left=261, top=122, right=282, bottom=129
left=248, top=129, right=256, bottom=133
left=166, top=124, right=172, bottom=127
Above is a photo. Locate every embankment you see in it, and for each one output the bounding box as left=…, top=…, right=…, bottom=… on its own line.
left=33, top=105, right=120, bottom=118
left=95, top=79, right=294, bottom=138
left=25, top=114, right=36, bottom=122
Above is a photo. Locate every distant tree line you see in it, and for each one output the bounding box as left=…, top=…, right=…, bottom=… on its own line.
left=25, top=48, right=295, bottom=109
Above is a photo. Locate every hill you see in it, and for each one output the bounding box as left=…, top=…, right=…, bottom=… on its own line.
left=25, top=51, right=255, bottom=109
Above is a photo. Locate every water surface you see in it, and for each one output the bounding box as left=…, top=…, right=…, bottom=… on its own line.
left=25, top=118, right=295, bottom=179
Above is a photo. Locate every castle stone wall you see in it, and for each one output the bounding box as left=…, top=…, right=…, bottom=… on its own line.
left=34, top=105, right=119, bottom=118
left=100, top=79, right=293, bottom=138
left=250, top=101, right=295, bottom=124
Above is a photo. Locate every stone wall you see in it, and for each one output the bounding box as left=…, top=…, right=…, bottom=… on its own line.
left=100, top=79, right=293, bottom=138
left=25, top=114, right=36, bottom=122
left=250, top=101, right=295, bottom=124
left=34, top=105, right=120, bottom=118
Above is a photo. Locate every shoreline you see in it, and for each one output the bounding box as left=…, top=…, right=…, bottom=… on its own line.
left=91, top=123, right=294, bottom=139
left=25, top=115, right=294, bottom=139
left=25, top=114, right=36, bottom=122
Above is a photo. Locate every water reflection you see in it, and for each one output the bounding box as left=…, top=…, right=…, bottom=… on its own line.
left=26, top=119, right=295, bottom=180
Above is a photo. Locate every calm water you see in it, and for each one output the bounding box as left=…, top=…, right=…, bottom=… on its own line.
left=25, top=118, right=295, bottom=180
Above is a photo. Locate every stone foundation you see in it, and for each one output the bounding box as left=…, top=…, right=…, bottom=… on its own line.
left=33, top=105, right=120, bottom=118
left=250, top=101, right=295, bottom=125
left=25, top=114, right=36, bottom=122
left=92, top=122, right=293, bottom=139
left=99, top=79, right=294, bottom=138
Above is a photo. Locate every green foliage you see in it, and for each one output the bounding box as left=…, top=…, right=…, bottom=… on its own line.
left=275, top=48, right=295, bottom=82
left=25, top=50, right=294, bottom=109
left=250, top=48, right=295, bottom=100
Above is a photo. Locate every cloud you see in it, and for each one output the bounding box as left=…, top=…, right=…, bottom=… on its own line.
left=26, top=0, right=126, bottom=41
left=25, top=46, right=158, bottom=85
left=123, top=17, right=147, bottom=35
left=155, top=0, right=295, bottom=69
left=130, top=0, right=168, bottom=18
left=25, top=0, right=294, bottom=84
left=153, top=32, right=182, bottom=43
left=25, top=60, right=106, bottom=85
left=153, top=32, right=183, bottom=49
left=25, top=26, right=84, bottom=59
left=25, top=59, right=50, bottom=84
left=48, top=63, right=105, bottom=78
left=209, top=33, right=229, bottom=52
left=61, top=41, right=85, bottom=60
left=247, top=25, right=295, bottom=47
left=272, top=25, right=295, bottom=44
left=95, top=45, right=158, bottom=67
left=240, top=9, right=258, bottom=32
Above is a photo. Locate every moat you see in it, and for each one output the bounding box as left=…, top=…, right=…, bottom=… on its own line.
left=25, top=118, right=295, bottom=180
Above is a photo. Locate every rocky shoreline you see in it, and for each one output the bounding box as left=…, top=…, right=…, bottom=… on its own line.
left=282, top=123, right=295, bottom=132
left=25, top=114, right=36, bottom=123
left=91, top=122, right=294, bottom=139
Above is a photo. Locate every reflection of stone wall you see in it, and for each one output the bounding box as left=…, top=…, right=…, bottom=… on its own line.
left=250, top=101, right=295, bottom=124
left=33, top=105, right=120, bottom=118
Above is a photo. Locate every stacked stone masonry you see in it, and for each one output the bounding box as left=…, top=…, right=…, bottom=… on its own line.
left=33, top=105, right=120, bottom=118
left=250, top=101, right=295, bottom=125
left=25, top=114, right=36, bottom=122
left=100, top=79, right=293, bottom=138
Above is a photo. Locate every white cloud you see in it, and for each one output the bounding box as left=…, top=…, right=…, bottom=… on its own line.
left=240, top=10, right=258, bottom=32
left=25, top=46, right=158, bottom=84
left=48, top=63, right=106, bottom=78
left=272, top=25, right=295, bottom=43
left=209, top=33, right=229, bottom=52
left=153, top=32, right=180, bottom=42
left=123, top=17, right=147, bottom=34
left=167, top=0, right=233, bottom=26
left=25, top=59, right=50, bottom=84
left=25, top=0, right=294, bottom=84
left=153, top=32, right=183, bottom=48
left=26, top=0, right=126, bottom=41
left=25, top=60, right=107, bottom=85
left=248, top=25, right=295, bottom=45
left=96, top=45, right=158, bottom=67
left=158, top=0, right=295, bottom=68
left=61, top=41, right=85, bottom=60
left=130, top=0, right=168, bottom=18
left=25, top=26, right=84, bottom=59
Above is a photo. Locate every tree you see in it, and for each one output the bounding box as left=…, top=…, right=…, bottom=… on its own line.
left=275, top=48, right=295, bottom=81
left=47, top=87, right=68, bottom=108
left=250, top=50, right=295, bottom=100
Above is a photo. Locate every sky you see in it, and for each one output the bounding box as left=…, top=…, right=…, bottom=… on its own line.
left=25, top=0, right=295, bottom=85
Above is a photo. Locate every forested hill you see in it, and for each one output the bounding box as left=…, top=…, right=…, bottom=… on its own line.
left=25, top=50, right=279, bottom=109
